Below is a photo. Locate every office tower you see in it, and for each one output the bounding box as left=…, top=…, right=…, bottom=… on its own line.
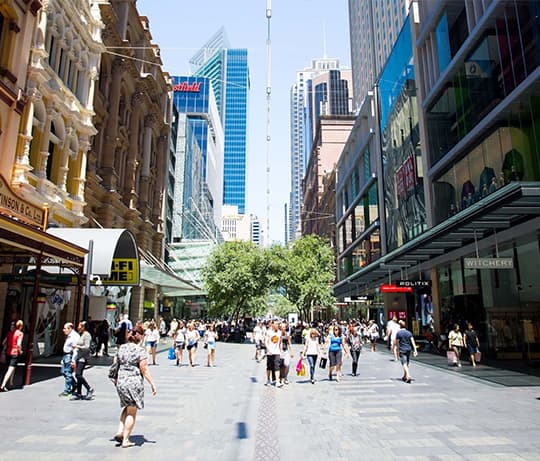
left=348, top=0, right=409, bottom=111
left=190, top=28, right=249, bottom=214
left=289, top=58, right=352, bottom=242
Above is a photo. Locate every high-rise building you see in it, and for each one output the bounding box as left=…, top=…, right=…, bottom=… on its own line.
left=289, top=58, right=352, bottom=242
left=348, top=0, right=409, bottom=111
left=335, top=0, right=540, bottom=372
left=190, top=28, right=249, bottom=214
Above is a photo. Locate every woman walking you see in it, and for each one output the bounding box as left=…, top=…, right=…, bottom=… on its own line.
left=173, top=321, right=186, bottom=366
left=367, top=320, right=380, bottom=352
left=327, top=325, right=349, bottom=382
left=204, top=324, right=219, bottom=367
left=186, top=323, right=200, bottom=367
left=347, top=324, right=362, bottom=376
left=113, top=325, right=156, bottom=448
left=279, top=322, right=293, bottom=384
left=302, top=328, right=320, bottom=384
left=1, top=320, right=24, bottom=391
left=464, top=322, right=481, bottom=367
left=72, top=321, right=94, bottom=400
left=448, top=324, right=464, bottom=367
left=144, top=321, right=159, bottom=365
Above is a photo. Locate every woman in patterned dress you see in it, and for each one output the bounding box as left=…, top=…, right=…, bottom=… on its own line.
left=113, top=325, right=156, bottom=448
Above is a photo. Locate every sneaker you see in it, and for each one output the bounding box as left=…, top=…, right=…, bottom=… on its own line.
left=85, top=388, right=95, bottom=400
left=311, top=379, right=315, bottom=384
left=70, top=393, right=83, bottom=401
left=58, top=391, right=72, bottom=397
left=276, top=382, right=284, bottom=388
left=283, top=379, right=290, bottom=385
left=265, top=380, right=272, bottom=386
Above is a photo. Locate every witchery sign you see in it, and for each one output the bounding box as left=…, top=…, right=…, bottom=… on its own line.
left=464, top=258, right=514, bottom=270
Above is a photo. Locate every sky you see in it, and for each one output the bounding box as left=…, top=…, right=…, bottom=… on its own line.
left=137, top=0, right=351, bottom=244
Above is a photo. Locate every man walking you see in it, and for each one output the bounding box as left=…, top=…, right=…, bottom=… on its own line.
left=394, top=320, right=418, bottom=383
left=265, top=321, right=282, bottom=387
left=59, top=323, right=79, bottom=397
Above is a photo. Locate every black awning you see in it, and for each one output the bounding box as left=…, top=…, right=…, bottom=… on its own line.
left=334, top=182, right=540, bottom=296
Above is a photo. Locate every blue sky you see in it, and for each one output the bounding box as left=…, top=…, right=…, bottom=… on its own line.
left=137, top=0, right=351, bottom=243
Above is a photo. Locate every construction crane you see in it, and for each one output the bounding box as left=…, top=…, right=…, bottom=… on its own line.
left=265, top=0, right=272, bottom=246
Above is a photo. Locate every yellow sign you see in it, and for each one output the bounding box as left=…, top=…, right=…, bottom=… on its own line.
left=101, top=258, right=139, bottom=285
left=0, top=175, right=46, bottom=228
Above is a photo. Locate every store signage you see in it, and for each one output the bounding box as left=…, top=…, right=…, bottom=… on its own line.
left=380, top=284, right=413, bottom=293
left=101, top=258, right=139, bottom=285
left=464, top=258, right=514, bottom=269
left=397, top=280, right=432, bottom=288
left=388, top=310, right=407, bottom=320
left=173, top=81, right=202, bottom=93
left=0, top=174, right=46, bottom=228
left=395, top=155, right=417, bottom=200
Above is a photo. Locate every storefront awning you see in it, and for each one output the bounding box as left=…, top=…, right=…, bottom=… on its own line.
left=140, top=261, right=203, bottom=297
left=0, top=214, right=87, bottom=267
left=46, top=228, right=139, bottom=285
left=334, top=182, right=540, bottom=296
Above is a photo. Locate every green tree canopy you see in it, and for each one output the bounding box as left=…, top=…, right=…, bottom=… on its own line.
left=202, top=241, right=271, bottom=320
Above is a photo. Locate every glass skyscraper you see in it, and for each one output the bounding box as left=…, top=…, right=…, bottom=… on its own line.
left=190, top=29, right=249, bottom=214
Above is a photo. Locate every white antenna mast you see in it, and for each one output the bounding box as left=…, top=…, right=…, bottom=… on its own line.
left=265, top=0, right=272, bottom=246
left=323, top=22, right=327, bottom=58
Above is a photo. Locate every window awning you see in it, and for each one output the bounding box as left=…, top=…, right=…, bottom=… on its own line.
left=334, top=182, right=540, bottom=296
left=140, top=261, right=203, bottom=297
left=46, top=228, right=139, bottom=285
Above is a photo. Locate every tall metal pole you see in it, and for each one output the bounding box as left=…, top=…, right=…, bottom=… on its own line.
left=265, top=0, right=272, bottom=246
left=24, top=247, right=43, bottom=386
left=83, top=239, right=94, bottom=321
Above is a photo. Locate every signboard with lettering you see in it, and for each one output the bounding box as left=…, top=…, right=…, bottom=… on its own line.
left=101, top=258, right=139, bottom=285
left=464, top=258, right=514, bottom=270
left=0, top=174, right=46, bottom=228
left=397, top=280, right=432, bottom=288
left=173, top=81, right=202, bottom=93
left=380, top=284, right=413, bottom=293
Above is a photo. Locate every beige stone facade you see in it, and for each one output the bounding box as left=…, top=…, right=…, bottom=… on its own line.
left=87, top=1, right=171, bottom=320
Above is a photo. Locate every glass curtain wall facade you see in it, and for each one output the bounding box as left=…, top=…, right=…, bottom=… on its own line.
left=193, top=48, right=249, bottom=214
left=379, top=16, right=426, bottom=252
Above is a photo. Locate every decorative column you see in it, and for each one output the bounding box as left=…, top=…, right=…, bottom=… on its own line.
left=13, top=89, right=38, bottom=186
left=101, top=58, right=126, bottom=189
left=139, top=114, right=156, bottom=221
left=37, top=103, right=55, bottom=180
left=58, top=124, right=73, bottom=191
left=124, top=91, right=145, bottom=208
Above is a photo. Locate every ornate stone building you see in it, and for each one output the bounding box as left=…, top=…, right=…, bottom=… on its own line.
left=87, top=1, right=171, bottom=319
left=12, top=0, right=104, bottom=227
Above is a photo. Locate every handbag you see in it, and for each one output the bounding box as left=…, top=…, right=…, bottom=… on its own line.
left=108, top=359, right=120, bottom=381
left=168, top=347, right=176, bottom=360
left=295, top=357, right=303, bottom=375
left=474, top=351, right=481, bottom=363
left=446, top=350, right=457, bottom=365
left=319, top=357, right=327, bottom=369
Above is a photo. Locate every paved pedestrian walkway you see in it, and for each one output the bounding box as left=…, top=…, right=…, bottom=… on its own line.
left=1, top=342, right=540, bottom=460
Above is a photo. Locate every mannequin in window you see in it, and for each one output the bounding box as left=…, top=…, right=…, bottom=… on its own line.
left=479, top=166, right=495, bottom=198
left=461, top=180, right=475, bottom=209
left=502, top=148, right=524, bottom=182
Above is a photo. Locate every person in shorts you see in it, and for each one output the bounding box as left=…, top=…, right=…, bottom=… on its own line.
left=252, top=321, right=264, bottom=362
left=394, top=320, right=418, bottom=383
left=185, top=323, right=200, bottom=367
left=264, top=321, right=282, bottom=387
left=173, top=321, right=186, bottom=366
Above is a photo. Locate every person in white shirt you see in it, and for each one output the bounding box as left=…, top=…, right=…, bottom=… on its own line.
left=204, top=324, right=219, bottom=367
left=185, top=323, right=200, bottom=367
left=59, top=323, right=80, bottom=397
left=252, top=322, right=264, bottom=361
left=173, top=321, right=186, bottom=366
left=387, top=317, right=400, bottom=361
left=264, top=321, right=283, bottom=387
left=144, top=321, right=160, bottom=365
left=302, top=329, right=321, bottom=384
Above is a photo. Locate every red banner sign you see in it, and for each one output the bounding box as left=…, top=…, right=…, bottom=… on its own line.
left=380, top=284, right=413, bottom=293
left=395, top=155, right=417, bottom=200
left=173, top=81, right=202, bottom=93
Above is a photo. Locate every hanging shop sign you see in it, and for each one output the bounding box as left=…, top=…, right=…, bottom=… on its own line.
left=397, top=280, right=432, bottom=288
left=0, top=174, right=46, bottom=228
left=173, top=81, right=202, bottom=93
left=464, top=258, right=514, bottom=270
left=380, top=284, right=413, bottom=293
left=101, top=258, right=139, bottom=285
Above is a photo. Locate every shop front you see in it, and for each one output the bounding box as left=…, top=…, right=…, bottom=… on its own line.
left=334, top=182, right=540, bottom=368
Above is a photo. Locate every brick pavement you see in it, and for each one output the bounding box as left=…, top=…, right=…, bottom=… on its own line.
left=1, top=341, right=540, bottom=460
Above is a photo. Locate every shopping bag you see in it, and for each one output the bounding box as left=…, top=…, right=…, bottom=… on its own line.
left=168, top=347, right=176, bottom=360
left=295, top=357, right=303, bottom=375
left=299, top=363, right=306, bottom=377
left=319, top=357, right=327, bottom=369
left=447, top=350, right=457, bottom=365
left=474, top=351, right=481, bottom=363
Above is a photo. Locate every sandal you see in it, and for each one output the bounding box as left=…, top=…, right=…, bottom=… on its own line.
left=121, top=441, right=135, bottom=448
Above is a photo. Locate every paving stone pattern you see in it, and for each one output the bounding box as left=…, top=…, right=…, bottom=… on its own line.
left=1, top=342, right=540, bottom=460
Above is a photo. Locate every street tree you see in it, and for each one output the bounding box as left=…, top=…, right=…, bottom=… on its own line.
left=202, top=241, right=271, bottom=320
left=280, top=235, right=336, bottom=321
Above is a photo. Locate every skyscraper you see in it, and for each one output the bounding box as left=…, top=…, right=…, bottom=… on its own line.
left=190, top=28, right=249, bottom=214
left=348, top=0, right=409, bottom=111
left=289, top=58, right=352, bottom=241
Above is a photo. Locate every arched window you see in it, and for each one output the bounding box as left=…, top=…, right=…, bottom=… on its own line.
left=45, top=118, right=65, bottom=184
